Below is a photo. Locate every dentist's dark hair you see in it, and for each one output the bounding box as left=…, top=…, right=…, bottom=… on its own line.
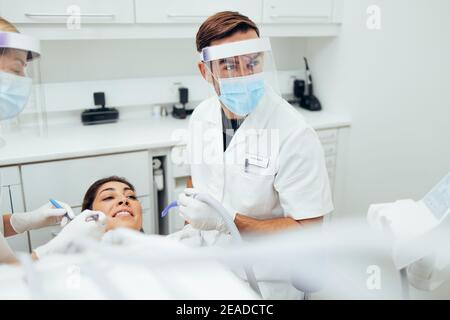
left=81, top=176, right=135, bottom=211
left=196, top=11, right=260, bottom=52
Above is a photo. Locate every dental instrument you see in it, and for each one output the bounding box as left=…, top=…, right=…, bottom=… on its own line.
left=49, top=198, right=73, bottom=225
left=85, top=213, right=100, bottom=222
left=161, top=200, right=178, bottom=218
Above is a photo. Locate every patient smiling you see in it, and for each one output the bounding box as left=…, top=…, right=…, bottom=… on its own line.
left=82, top=176, right=143, bottom=232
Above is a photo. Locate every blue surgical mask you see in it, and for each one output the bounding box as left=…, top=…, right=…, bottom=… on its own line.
left=218, top=73, right=265, bottom=117
left=0, top=71, right=32, bottom=120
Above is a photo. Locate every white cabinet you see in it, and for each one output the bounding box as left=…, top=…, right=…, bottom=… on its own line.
left=263, top=0, right=334, bottom=23
left=0, top=0, right=135, bottom=24
left=171, top=146, right=190, bottom=178
left=3, top=0, right=342, bottom=39
left=316, top=128, right=338, bottom=190
left=135, top=0, right=262, bottom=23
left=20, top=151, right=154, bottom=249
left=0, top=166, right=30, bottom=253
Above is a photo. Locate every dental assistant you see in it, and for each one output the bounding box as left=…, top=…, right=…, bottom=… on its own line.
left=178, top=12, right=334, bottom=233
left=0, top=17, right=103, bottom=263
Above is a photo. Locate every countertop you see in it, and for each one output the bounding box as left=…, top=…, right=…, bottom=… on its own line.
left=0, top=107, right=351, bottom=166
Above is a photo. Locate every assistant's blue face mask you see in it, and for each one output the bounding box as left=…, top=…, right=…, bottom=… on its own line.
left=218, top=73, right=265, bottom=117
left=0, top=71, right=32, bottom=121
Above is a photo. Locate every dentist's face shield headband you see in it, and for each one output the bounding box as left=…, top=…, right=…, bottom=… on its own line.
left=0, top=32, right=42, bottom=121
left=200, top=38, right=279, bottom=117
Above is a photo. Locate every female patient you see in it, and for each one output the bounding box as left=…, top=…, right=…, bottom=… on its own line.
left=82, top=176, right=143, bottom=232
left=32, top=176, right=145, bottom=259
left=33, top=176, right=201, bottom=259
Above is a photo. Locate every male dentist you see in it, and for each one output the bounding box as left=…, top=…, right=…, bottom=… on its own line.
left=178, top=11, right=333, bottom=235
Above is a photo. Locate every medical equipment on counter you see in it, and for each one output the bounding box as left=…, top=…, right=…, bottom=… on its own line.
left=172, top=87, right=189, bottom=119
left=161, top=191, right=261, bottom=296
left=299, top=57, right=321, bottom=111
left=287, top=79, right=306, bottom=106
left=368, top=172, right=450, bottom=292
left=152, top=158, right=164, bottom=191
left=81, top=91, right=119, bottom=125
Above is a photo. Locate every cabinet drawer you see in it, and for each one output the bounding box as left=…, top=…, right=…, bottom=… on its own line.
left=325, top=155, right=336, bottom=171
left=173, top=164, right=191, bottom=178
left=135, top=0, right=262, bottom=23
left=263, top=0, right=333, bottom=23
left=0, top=166, right=21, bottom=186
left=0, top=0, right=134, bottom=24
left=326, top=165, right=335, bottom=179
left=171, top=146, right=191, bottom=178
left=21, top=151, right=150, bottom=210
left=317, top=128, right=338, bottom=144
left=321, top=142, right=337, bottom=156
left=0, top=187, right=10, bottom=213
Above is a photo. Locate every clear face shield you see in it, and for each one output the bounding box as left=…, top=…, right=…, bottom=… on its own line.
left=200, top=38, right=280, bottom=119
left=0, top=32, right=46, bottom=147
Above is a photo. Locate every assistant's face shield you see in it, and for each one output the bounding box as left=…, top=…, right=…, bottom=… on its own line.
left=0, top=31, right=42, bottom=121
left=200, top=38, right=279, bottom=118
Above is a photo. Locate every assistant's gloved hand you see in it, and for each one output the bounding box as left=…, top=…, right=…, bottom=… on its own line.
left=178, top=188, right=230, bottom=232
left=33, top=210, right=108, bottom=259
left=10, top=200, right=75, bottom=234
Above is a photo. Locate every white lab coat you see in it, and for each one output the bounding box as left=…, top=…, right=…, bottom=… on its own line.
left=187, top=86, right=334, bottom=221
left=184, top=87, right=334, bottom=299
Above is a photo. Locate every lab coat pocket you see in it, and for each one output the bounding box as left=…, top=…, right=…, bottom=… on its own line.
left=226, top=163, right=276, bottom=217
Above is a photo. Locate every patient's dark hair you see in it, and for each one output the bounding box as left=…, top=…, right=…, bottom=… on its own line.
left=82, top=176, right=135, bottom=211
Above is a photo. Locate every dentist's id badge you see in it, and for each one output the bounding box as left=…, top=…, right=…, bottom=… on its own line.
left=245, top=154, right=269, bottom=168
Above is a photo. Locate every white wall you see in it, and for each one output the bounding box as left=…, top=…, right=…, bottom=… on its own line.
left=39, top=37, right=306, bottom=83
left=307, top=0, right=450, bottom=217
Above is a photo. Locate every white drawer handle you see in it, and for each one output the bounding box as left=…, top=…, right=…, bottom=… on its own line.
left=319, top=134, right=337, bottom=141
left=167, top=13, right=209, bottom=18
left=25, top=13, right=116, bottom=18
left=269, top=14, right=329, bottom=19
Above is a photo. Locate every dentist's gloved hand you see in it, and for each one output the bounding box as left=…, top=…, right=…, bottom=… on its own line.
left=33, top=210, right=108, bottom=259
left=178, top=188, right=229, bottom=232
left=10, top=200, right=75, bottom=234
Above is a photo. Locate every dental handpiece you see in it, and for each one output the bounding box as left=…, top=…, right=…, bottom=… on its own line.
left=49, top=199, right=73, bottom=223
left=161, top=200, right=179, bottom=218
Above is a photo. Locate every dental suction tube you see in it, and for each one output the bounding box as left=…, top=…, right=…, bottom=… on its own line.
left=192, top=193, right=262, bottom=297
left=161, top=193, right=262, bottom=296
